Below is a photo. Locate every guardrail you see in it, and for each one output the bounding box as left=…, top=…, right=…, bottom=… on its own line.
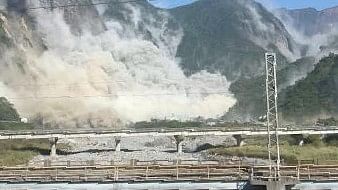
left=2, top=125, right=338, bottom=134
left=41, top=159, right=235, bottom=167
left=2, top=163, right=338, bottom=183
left=0, top=164, right=248, bottom=182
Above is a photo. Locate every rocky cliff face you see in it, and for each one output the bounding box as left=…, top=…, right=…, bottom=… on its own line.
left=42, top=0, right=106, bottom=35
left=0, top=0, right=301, bottom=82
left=277, top=6, right=338, bottom=36
left=0, top=0, right=236, bottom=125
left=171, top=0, right=300, bottom=80
left=275, top=6, right=338, bottom=58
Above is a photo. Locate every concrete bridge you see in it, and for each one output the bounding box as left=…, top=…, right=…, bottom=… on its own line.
left=1, top=126, right=338, bottom=156
left=3, top=126, right=338, bottom=140
left=2, top=126, right=338, bottom=189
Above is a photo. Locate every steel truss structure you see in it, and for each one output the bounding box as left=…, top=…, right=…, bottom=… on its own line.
left=265, top=52, right=281, bottom=178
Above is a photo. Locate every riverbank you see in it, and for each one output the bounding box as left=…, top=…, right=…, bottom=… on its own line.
left=210, top=136, right=338, bottom=164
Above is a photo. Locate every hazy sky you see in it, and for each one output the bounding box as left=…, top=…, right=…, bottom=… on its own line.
left=150, top=0, right=197, bottom=8
left=256, top=0, right=338, bottom=10
left=150, top=0, right=338, bottom=10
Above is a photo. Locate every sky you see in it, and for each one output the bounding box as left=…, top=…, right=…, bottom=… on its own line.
left=150, top=0, right=338, bottom=10
left=150, top=0, right=197, bottom=8
left=256, top=0, right=338, bottom=10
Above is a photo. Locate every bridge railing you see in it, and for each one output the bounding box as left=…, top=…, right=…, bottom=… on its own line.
left=38, top=158, right=320, bottom=168
left=2, top=163, right=338, bottom=182
left=40, top=158, right=245, bottom=168
left=0, top=162, right=250, bottom=182
left=2, top=125, right=338, bottom=135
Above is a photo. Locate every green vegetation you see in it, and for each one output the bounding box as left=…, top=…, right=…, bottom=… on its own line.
left=0, top=122, right=35, bottom=130
left=0, top=139, right=71, bottom=166
left=133, top=119, right=264, bottom=129
left=174, top=135, right=185, bottom=142
left=225, top=52, right=338, bottom=123
left=280, top=53, right=338, bottom=120
left=211, top=144, right=338, bottom=164
left=0, top=97, right=48, bottom=166
left=0, top=139, right=50, bottom=166
left=0, top=97, right=37, bottom=131
left=0, top=96, right=57, bottom=166
left=171, top=0, right=290, bottom=80
left=133, top=119, right=205, bottom=128
left=317, top=117, right=338, bottom=126
left=0, top=97, right=20, bottom=121
left=0, top=97, right=34, bottom=130
left=210, top=135, right=338, bottom=164
left=213, top=121, right=264, bottom=128
left=226, top=57, right=315, bottom=121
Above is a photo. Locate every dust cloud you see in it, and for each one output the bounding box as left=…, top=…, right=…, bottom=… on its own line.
left=0, top=2, right=236, bottom=127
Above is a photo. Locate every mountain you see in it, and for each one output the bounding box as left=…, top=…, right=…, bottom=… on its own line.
left=225, top=56, right=316, bottom=121
left=0, top=0, right=333, bottom=125
left=274, top=6, right=338, bottom=122
left=276, top=6, right=338, bottom=56
left=170, top=0, right=298, bottom=80
left=277, top=6, right=338, bottom=36
left=0, top=0, right=301, bottom=123
left=280, top=53, right=338, bottom=122
left=101, top=0, right=299, bottom=80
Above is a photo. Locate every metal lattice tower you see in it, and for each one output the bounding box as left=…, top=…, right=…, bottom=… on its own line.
left=265, top=52, right=281, bottom=179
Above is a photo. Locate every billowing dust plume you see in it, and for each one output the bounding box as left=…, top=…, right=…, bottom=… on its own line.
left=0, top=2, right=236, bottom=127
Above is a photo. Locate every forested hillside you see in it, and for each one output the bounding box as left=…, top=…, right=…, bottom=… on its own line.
left=226, top=57, right=316, bottom=121
left=281, top=53, right=338, bottom=121
left=0, top=97, right=19, bottom=121
left=171, top=0, right=295, bottom=80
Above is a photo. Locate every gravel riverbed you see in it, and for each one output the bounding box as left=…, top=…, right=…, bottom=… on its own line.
left=29, top=135, right=239, bottom=166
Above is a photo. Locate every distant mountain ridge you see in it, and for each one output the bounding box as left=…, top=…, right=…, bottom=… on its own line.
left=171, top=0, right=298, bottom=80
left=98, top=0, right=299, bottom=80
left=277, top=6, right=338, bottom=36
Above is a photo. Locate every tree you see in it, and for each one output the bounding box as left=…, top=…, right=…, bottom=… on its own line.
left=0, top=97, right=20, bottom=121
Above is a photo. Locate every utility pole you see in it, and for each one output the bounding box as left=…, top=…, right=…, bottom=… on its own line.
left=265, top=52, right=281, bottom=179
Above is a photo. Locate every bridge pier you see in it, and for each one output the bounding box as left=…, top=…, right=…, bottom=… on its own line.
left=174, top=135, right=185, bottom=153
left=298, top=139, right=304, bottom=146
left=233, top=135, right=245, bottom=147
left=115, top=137, right=121, bottom=152
left=320, top=134, right=327, bottom=140
left=291, top=134, right=309, bottom=146
left=49, top=137, right=58, bottom=157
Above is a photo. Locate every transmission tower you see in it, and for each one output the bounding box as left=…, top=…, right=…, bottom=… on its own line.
left=265, top=52, right=281, bottom=179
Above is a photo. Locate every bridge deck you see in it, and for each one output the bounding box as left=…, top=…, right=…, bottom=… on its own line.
left=1, top=126, right=338, bottom=140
